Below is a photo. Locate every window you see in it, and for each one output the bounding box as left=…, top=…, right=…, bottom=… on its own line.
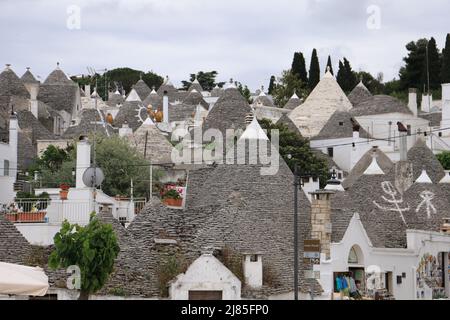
left=339, top=122, right=344, bottom=126
left=3, top=160, right=9, bottom=176
left=250, top=254, right=258, bottom=262
left=407, top=125, right=412, bottom=136
left=338, top=172, right=342, bottom=180
left=327, top=147, right=334, bottom=157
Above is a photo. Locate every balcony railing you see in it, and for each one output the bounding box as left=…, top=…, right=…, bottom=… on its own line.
left=1, top=197, right=147, bottom=225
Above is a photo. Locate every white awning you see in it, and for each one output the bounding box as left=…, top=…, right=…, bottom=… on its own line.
left=0, top=262, right=49, bottom=296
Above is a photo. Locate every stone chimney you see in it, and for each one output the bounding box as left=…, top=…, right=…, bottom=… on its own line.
left=408, top=88, right=418, bottom=116
left=85, top=84, right=91, bottom=97
left=163, top=91, right=169, bottom=124
left=397, top=122, right=408, bottom=161
left=421, top=94, right=433, bottom=113
left=118, top=122, right=132, bottom=137
left=76, top=136, right=91, bottom=189
left=9, top=112, right=18, bottom=180
left=309, top=190, right=335, bottom=259
left=242, top=253, right=263, bottom=289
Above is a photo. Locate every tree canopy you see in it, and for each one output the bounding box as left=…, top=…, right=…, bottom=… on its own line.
left=29, top=136, right=162, bottom=198
left=72, top=68, right=164, bottom=101
left=259, top=118, right=329, bottom=187
left=326, top=55, right=334, bottom=75
left=268, top=75, right=276, bottom=95
left=437, top=151, right=450, bottom=170
left=308, top=49, right=321, bottom=90
left=272, top=70, right=309, bottom=107
left=181, top=71, right=225, bottom=91
left=441, top=34, right=450, bottom=84
left=337, top=58, right=357, bottom=93
left=291, top=52, right=308, bottom=84
left=49, top=213, right=120, bottom=300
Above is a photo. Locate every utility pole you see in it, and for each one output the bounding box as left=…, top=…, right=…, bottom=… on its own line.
left=293, top=164, right=300, bottom=300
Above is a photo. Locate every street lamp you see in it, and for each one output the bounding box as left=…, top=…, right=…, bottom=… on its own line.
left=292, top=161, right=303, bottom=301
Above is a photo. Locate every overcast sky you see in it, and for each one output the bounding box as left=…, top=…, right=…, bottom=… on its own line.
left=0, top=0, right=448, bottom=90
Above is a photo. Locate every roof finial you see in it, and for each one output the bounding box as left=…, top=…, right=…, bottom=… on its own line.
left=326, top=65, right=331, bottom=73
left=261, top=85, right=264, bottom=92
left=230, top=78, right=233, bottom=84
left=5, top=64, right=11, bottom=70
left=26, top=67, right=30, bottom=71
left=56, top=62, right=60, bottom=70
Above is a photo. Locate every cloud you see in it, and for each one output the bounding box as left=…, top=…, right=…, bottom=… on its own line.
left=0, top=0, right=448, bottom=90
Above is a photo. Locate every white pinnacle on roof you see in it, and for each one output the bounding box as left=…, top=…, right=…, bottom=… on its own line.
left=363, top=154, right=385, bottom=175
left=290, top=92, right=299, bottom=100
left=259, top=90, right=266, bottom=97
left=164, top=76, right=173, bottom=86
left=439, top=171, right=450, bottom=183
left=415, top=169, right=433, bottom=183
left=239, top=116, right=269, bottom=141
left=191, top=89, right=199, bottom=93
left=225, top=79, right=236, bottom=90
left=150, top=88, right=157, bottom=95
left=142, top=117, right=155, bottom=126
left=126, top=88, right=142, bottom=102
left=192, top=77, right=200, bottom=84
left=114, top=89, right=120, bottom=95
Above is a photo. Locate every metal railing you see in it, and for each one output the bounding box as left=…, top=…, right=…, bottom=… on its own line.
left=1, top=198, right=148, bottom=225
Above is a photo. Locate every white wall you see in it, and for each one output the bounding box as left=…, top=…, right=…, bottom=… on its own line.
left=15, top=224, right=61, bottom=246
left=170, top=254, right=241, bottom=300
left=315, top=213, right=450, bottom=300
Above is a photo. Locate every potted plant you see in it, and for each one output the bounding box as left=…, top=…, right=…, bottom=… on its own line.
left=5, top=203, right=19, bottom=222
left=162, top=189, right=182, bottom=207
left=59, top=183, right=70, bottom=200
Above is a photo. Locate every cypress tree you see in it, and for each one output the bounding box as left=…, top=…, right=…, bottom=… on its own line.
left=337, top=60, right=345, bottom=90
left=291, top=52, right=308, bottom=84
left=337, top=58, right=357, bottom=92
left=326, top=55, right=334, bottom=75
left=441, top=33, right=450, bottom=84
left=308, top=49, right=320, bottom=90
left=426, top=37, right=441, bottom=90
left=268, top=75, right=276, bottom=95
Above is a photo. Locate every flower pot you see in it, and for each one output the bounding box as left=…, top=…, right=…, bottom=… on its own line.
left=17, top=212, right=46, bottom=222
left=163, top=198, right=182, bottom=207
left=5, top=213, right=17, bottom=222
left=60, top=190, right=69, bottom=200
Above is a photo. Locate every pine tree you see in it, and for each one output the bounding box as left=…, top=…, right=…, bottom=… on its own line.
left=441, top=34, right=450, bottom=84
left=291, top=52, right=308, bottom=84
left=268, top=75, right=276, bottom=95
left=336, top=60, right=346, bottom=90
left=326, top=55, right=334, bottom=75
left=308, top=49, right=320, bottom=90
left=426, top=37, right=441, bottom=90
left=399, top=39, right=428, bottom=90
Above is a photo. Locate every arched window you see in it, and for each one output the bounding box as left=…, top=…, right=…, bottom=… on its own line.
left=348, top=246, right=359, bottom=264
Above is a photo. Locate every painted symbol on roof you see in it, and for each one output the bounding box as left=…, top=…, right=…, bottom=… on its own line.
left=373, top=181, right=409, bottom=225
left=415, top=191, right=436, bottom=219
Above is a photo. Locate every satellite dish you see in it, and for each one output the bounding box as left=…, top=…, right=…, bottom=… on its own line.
left=82, top=166, right=105, bottom=188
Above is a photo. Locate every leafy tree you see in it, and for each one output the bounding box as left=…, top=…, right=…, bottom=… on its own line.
left=437, top=151, right=450, bottom=170
left=291, top=52, right=308, bottom=84
left=268, top=75, right=276, bottom=95
left=272, top=70, right=309, bottom=107
left=29, top=136, right=161, bottom=198
left=355, top=71, right=385, bottom=94
left=72, top=68, right=164, bottom=101
left=259, top=119, right=329, bottom=187
left=181, top=71, right=225, bottom=91
left=441, top=34, right=450, bottom=84
left=426, top=37, right=442, bottom=90
left=337, top=58, right=357, bottom=92
left=399, top=39, right=428, bottom=91
left=235, top=81, right=253, bottom=104
left=49, top=213, right=120, bottom=300
left=308, top=49, right=320, bottom=90
left=326, top=55, right=334, bottom=75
